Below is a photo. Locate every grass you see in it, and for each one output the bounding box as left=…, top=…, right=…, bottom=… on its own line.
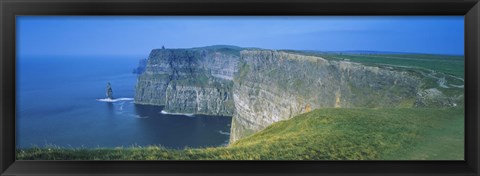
left=17, top=108, right=464, bottom=160
left=318, top=54, right=464, bottom=78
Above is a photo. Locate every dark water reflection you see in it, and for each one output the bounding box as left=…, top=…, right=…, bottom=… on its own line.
left=132, top=104, right=232, bottom=149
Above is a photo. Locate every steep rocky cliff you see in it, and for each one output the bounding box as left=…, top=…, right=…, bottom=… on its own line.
left=134, top=47, right=239, bottom=116
left=134, top=46, right=463, bottom=144
left=230, top=50, right=424, bottom=142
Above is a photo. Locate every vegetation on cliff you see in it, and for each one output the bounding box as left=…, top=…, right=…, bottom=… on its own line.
left=17, top=107, right=463, bottom=160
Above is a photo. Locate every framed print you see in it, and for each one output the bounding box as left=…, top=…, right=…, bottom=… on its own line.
left=1, top=0, right=479, bottom=175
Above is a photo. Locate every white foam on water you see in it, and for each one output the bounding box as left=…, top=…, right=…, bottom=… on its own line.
left=160, top=110, right=195, bottom=117
left=133, top=114, right=149, bottom=119
left=218, top=130, right=230, bottom=135
left=96, top=98, right=134, bottom=102
left=118, top=102, right=125, bottom=111
left=221, top=140, right=230, bottom=146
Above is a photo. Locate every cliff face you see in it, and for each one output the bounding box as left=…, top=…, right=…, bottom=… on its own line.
left=230, top=50, right=422, bottom=142
left=164, top=81, right=234, bottom=115
left=134, top=48, right=239, bottom=116
left=134, top=47, right=462, bottom=144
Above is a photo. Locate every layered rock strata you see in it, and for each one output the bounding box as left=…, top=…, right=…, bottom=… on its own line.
left=134, top=48, right=239, bottom=116
left=229, top=50, right=421, bottom=142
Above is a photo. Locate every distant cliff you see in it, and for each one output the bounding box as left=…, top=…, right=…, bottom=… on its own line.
left=134, top=47, right=239, bottom=116
left=132, top=58, right=147, bottom=75
left=134, top=46, right=463, bottom=144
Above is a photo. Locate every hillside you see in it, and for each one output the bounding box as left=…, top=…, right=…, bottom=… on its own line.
left=17, top=107, right=463, bottom=160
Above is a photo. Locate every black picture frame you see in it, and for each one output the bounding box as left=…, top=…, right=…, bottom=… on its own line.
left=1, top=0, right=479, bottom=175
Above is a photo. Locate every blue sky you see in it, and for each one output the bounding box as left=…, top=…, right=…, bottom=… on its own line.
left=17, top=16, right=464, bottom=57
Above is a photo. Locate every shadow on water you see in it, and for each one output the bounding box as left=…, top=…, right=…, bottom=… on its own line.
left=105, top=102, right=114, bottom=117
left=131, top=104, right=232, bottom=149
left=133, top=104, right=163, bottom=118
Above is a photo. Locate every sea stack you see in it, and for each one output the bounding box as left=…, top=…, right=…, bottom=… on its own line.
left=106, top=82, right=113, bottom=99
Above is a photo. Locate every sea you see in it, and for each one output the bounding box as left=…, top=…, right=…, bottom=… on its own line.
left=16, top=55, right=232, bottom=149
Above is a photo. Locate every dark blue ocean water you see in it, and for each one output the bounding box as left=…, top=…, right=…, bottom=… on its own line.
left=16, top=56, right=231, bottom=149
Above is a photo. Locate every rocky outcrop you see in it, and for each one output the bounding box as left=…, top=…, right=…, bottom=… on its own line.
left=415, top=88, right=461, bottom=107
left=106, top=82, right=113, bottom=99
left=134, top=47, right=239, bottom=116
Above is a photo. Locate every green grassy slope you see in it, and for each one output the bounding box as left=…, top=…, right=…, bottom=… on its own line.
left=322, top=54, right=464, bottom=78
left=17, top=108, right=463, bottom=160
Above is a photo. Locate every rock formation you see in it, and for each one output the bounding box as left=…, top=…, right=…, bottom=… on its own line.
left=106, top=82, right=113, bottom=99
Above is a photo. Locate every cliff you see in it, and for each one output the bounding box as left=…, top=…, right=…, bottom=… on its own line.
left=134, top=47, right=239, bottom=116
left=229, top=50, right=424, bottom=142
left=134, top=46, right=463, bottom=144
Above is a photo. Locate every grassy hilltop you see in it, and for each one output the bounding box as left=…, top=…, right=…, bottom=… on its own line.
left=17, top=107, right=463, bottom=160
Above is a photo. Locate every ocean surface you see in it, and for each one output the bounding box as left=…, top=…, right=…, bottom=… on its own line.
left=16, top=56, right=232, bottom=149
